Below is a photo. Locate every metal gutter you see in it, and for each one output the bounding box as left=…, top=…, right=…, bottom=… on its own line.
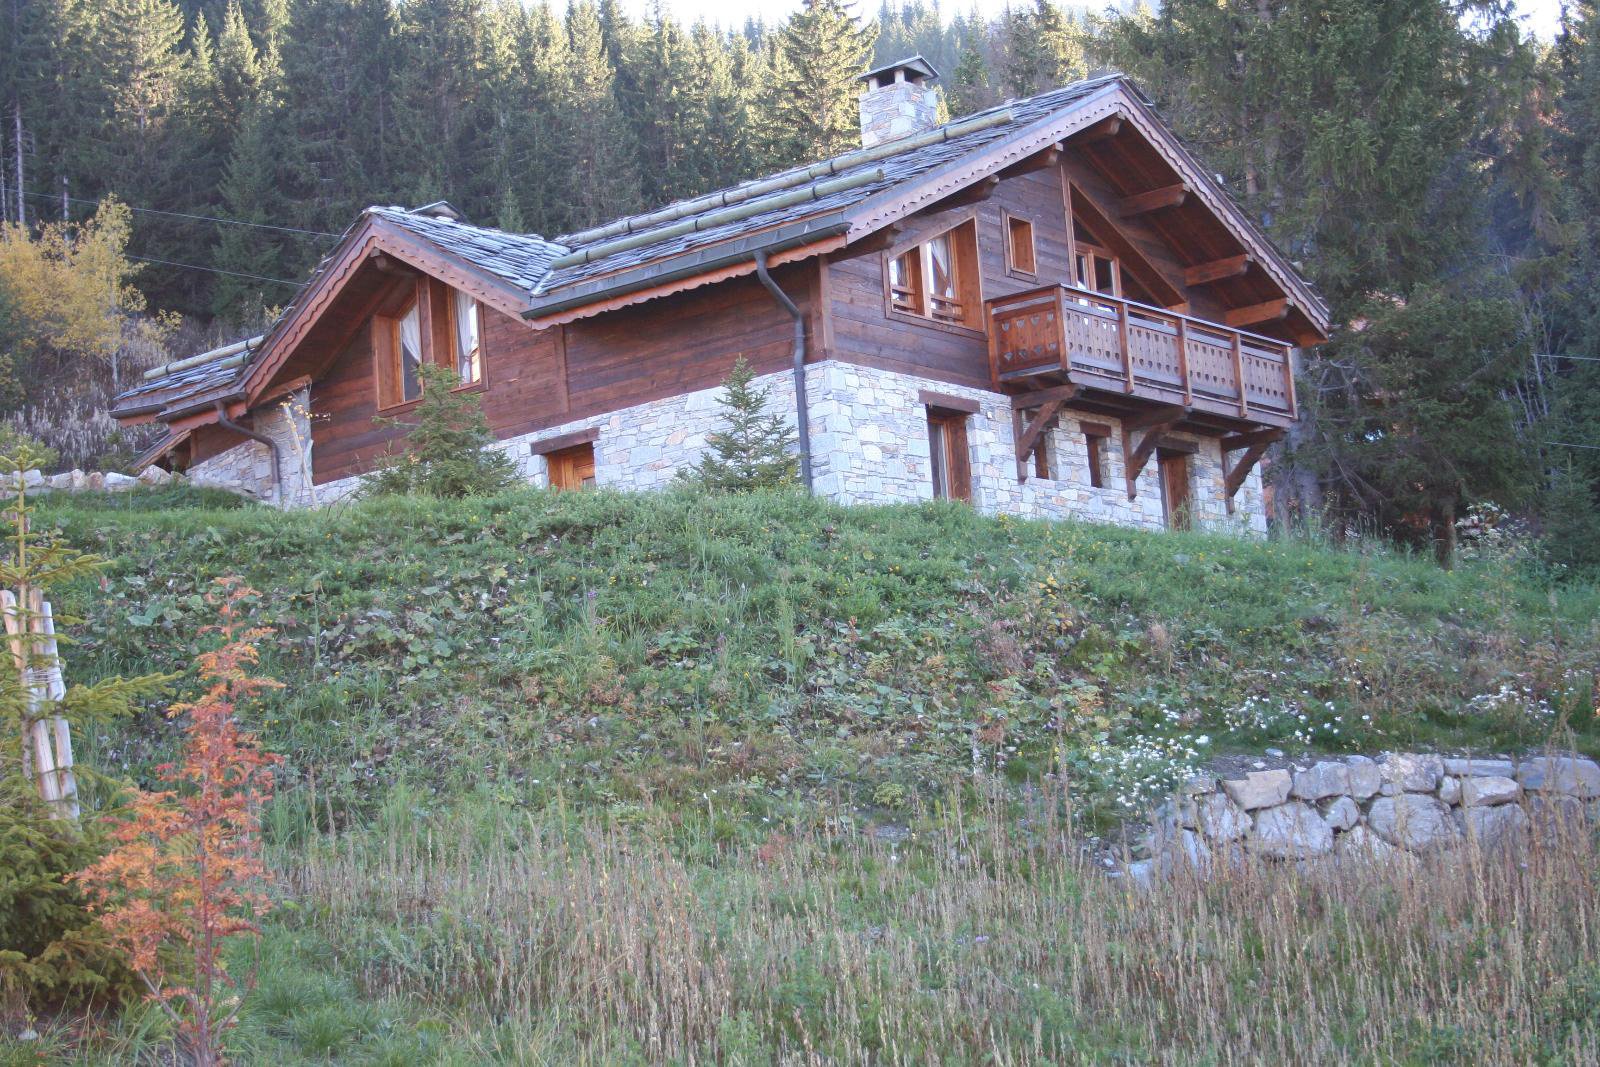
left=524, top=215, right=850, bottom=320
left=753, top=250, right=812, bottom=493
left=213, top=400, right=283, bottom=507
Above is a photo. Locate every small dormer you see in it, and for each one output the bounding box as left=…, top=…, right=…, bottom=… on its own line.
left=858, top=56, right=941, bottom=148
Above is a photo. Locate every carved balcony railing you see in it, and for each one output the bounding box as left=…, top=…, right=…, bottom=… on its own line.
left=985, top=285, right=1297, bottom=422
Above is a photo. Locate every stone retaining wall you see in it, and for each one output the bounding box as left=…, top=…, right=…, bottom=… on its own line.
left=1129, top=751, right=1600, bottom=883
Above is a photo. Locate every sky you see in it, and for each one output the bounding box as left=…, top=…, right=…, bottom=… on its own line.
left=595, top=0, right=1571, bottom=42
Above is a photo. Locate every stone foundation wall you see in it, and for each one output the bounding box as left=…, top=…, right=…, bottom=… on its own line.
left=179, top=362, right=1268, bottom=535
left=1130, top=752, right=1600, bottom=883
left=186, top=389, right=315, bottom=505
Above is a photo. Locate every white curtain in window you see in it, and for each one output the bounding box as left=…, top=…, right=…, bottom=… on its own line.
left=399, top=304, right=423, bottom=400
left=928, top=233, right=955, bottom=300
left=453, top=295, right=481, bottom=385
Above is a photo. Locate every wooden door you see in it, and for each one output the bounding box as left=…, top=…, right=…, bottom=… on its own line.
left=1159, top=450, right=1191, bottom=529
left=927, top=410, right=972, bottom=502
left=547, top=442, right=596, bottom=490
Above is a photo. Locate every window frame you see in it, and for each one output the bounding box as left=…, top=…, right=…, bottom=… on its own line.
left=884, top=215, right=985, bottom=335
left=1080, top=420, right=1112, bottom=490
left=373, top=282, right=427, bottom=414
left=1003, top=211, right=1037, bottom=278
left=1073, top=240, right=1121, bottom=299
left=449, top=290, right=485, bottom=392
left=925, top=406, right=973, bottom=502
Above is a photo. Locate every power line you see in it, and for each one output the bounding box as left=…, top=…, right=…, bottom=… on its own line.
left=1536, top=353, right=1600, bottom=363
left=1547, top=441, right=1600, bottom=452
left=128, top=254, right=302, bottom=287
left=19, top=189, right=340, bottom=239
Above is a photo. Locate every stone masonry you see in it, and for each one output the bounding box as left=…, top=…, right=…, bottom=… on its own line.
left=1126, top=751, right=1600, bottom=885
left=170, top=362, right=1268, bottom=534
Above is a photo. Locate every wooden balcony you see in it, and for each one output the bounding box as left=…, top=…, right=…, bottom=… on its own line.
left=986, top=285, right=1297, bottom=427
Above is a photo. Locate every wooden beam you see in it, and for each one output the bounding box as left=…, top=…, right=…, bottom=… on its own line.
left=1009, top=383, right=1078, bottom=410
left=942, top=175, right=1000, bottom=208
left=1224, top=298, right=1291, bottom=329
left=1221, top=427, right=1285, bottom=453
left=918, top=389, right=980, bottom=414
left=1184, top=253, right=1252, bottom=286
left=1074, top=116, right=1123, bottom=144
left=1223, top=442, right=1274, bottom=514
left=1122, top=408, right=1185, bottom=499
left=1153, top=435, right=1198, bottom=455
left=369, top=252, right=416, bottom=276
left=1122, top=403, right=1188, bottom=432
left=1000, top=146, right=1062, bottom=178
left=1118, top=183, right=1188, bottom=217
left=1015, top=399, right=1064, bottom=466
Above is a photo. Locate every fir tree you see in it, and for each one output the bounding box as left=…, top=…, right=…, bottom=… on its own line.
left=364, top=362, right=518, bottom=498
left=563, top=0, right=641, bottom=228
left=764, top=0, right=876, bottom=165
left=683, top=357, right=799, bottom=492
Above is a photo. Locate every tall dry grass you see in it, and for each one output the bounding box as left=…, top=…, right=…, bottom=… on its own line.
left=276, top=785, right=1600, bottom=1065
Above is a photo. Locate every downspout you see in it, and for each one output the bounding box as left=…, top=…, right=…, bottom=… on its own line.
left=753, top=250, right=813, bottom=493
left=214, top=400, right=284, bottom=507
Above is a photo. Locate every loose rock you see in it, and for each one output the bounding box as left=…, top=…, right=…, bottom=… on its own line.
left=1460, top=776, right=1520, bottom=808
left=1379, top=753, right=1443, bottom=794
left=1443, top=757, right=1516, bottom=778
left=1345, top=755, right=1381, bottom=799
left=1517, top=756, right=1600, bottom=799
left=1462, top=803, right=1528, bottom=848
left=1322, top=796, right=1360, bottom=832
left=1437, top=775, right=1461, bottom=805
left=1194, top=794, right=1251, bottom=842
left=1222, top=769, right=1292, bottom=811
left=1249, top=801, right=1334, bottom=859
left=1291, top=761, right=1350, bottom=801
left=1368, top=794, right=1461, bottom=852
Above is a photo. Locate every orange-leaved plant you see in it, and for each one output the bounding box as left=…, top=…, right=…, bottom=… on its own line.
left=73, top=579, right=282, bottom=1067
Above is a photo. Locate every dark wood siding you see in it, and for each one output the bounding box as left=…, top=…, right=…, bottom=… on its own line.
left=309, top=263, right=809, bottom=485
left=822, top=153, right=1238, bottom=392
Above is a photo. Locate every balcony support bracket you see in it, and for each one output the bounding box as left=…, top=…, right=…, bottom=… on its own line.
left=1014, top=387, right=1076, bottom=481
left=1221, top=428, right=1284, bottom=514
left=1122, top=405, right=1187, bottom=500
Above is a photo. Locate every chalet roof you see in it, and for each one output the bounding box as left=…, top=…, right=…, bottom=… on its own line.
left=528, top=76, right=1118, bottom=308
left=367, top=207, right=564, bottom=291
left=115, top=70, right=1332, bottom=450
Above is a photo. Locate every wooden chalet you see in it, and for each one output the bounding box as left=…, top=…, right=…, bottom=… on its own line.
left=113, top=60, right=1330, bottom=531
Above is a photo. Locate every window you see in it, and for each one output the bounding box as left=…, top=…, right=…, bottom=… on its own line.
left=889, top=220, right=981, bottom=329
left=452, top=292, right=482, bottom=387
left=1074, top=243, right=1120, bottom=297
left=926, top=407, right=972, bottom=502
left=546, top=442, right=596, bottom=490
left=375, top=295, right=425, bottom=409
left=1081, top=421, right=1111, bottom=489
left=1005, top=214, right=1036, bottom=276
left=374, top=278, right=487, bottom=408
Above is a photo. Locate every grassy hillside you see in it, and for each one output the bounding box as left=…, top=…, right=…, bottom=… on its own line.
left=11, top=486, right=1600, bottom=1064
left=45, top=484, right=1600, bottom=825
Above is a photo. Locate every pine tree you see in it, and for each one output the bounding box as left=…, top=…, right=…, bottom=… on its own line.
left=683, top=357, right=799, bottom=492
left=763, top=0, right=876, bottom=165
left=364, top=362, right=518, bottom=498
left=563, top=0, right=641, bottom=228
left=948, top=42, right=995, bottom=118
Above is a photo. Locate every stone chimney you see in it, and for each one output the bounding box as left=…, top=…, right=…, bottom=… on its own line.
left=857, top=56, right=941, bottom=149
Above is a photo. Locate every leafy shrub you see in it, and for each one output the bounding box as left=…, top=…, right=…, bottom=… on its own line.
left=363, top=362, right=517, bottom=499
